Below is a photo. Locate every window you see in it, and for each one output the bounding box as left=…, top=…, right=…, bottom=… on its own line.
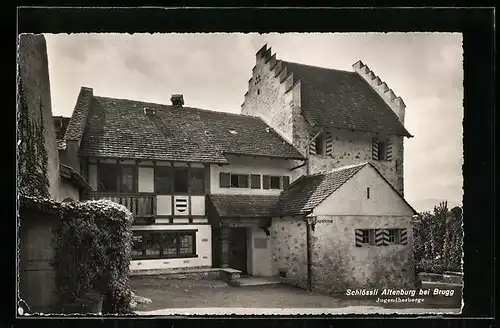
left=270, top=176, right=281, bottom=189
left=366, top=187, right=370, bottom=199
left=257, top=89, right=260, bottom=95
left=220, top=173, right=249, bottom=188
left=120, top=167, right=135, bottom=193
left=262, top=175, right=289, bottom=190
left=372, top=137, right=392, bottom=161
left=387, top=229, right=402, bottom=244
left=355, top=229, right=376, bottom=247
left=377, top=140, right=387, bottom=160
left=155, top=166, right=172, bottom=194
left=97, top=164, right=136, bottom=193
left=132, top=230, right=197, bottom=259
left=314, top=133, right=325, bottom=155
left=97, top=164, right=118, bottom=192
left=189, top=168, right=205, bottom=195
left=230, top=174, right=249, bottom=188
left=250, top=174, right=261, bottom=189
left=173, top=168, right=189, bottom=193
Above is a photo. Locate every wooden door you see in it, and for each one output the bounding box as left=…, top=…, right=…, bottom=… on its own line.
left=19, top=215, right=58, bottom=313
left=228, top=228, right=247, bottom=274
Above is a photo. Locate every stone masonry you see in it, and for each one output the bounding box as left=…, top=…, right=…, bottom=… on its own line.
left=241, top=45, right=406, bottom=195
left=270, top=218, right=308, bottom=290
left=311, top=215, right=415, bottom=293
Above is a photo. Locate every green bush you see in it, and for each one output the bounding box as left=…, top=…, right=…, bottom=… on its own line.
left=20, top=195, right=134, bottom=314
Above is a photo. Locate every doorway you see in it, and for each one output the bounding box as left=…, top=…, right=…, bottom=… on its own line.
left=227, top=228, right=248, bottom=274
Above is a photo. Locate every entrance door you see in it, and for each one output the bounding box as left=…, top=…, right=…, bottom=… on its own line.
left=228, top=228, right=247, bottom=274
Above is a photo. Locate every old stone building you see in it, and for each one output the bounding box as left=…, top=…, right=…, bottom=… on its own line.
left=242, top=45, right=412, bottom=196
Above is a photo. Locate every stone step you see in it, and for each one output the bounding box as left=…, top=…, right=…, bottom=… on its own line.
left=230, top=277, right=281, bottom=287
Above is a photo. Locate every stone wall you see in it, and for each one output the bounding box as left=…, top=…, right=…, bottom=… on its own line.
left=304, top=129, right=404, bottom=196
left=270, top=217, right=308, bottom=289
left=241, top=48, right=300, bottom=145
left=311, top=215, right=415, bottom=294
left=18, top=34, right=80, bottom=202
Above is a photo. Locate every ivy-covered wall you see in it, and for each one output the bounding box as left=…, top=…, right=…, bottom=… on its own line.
left=18, top=34, right=78, bottom=201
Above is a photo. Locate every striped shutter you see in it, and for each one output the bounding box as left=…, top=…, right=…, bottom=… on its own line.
left=382, top=229, right=390, bottom=246
left=325, top=131, right=333, bottom=156
left=372, top=138, right=379, bottom=160
left=400, top=228, right=408, bottom=245
left=355, top=230, right=364, bottom=247
left=386, top=138, right=393, bottom=161
left=375, top=229, right=385, bottom=246
left=220, top=173, right=230, bottom=188
left=308, top=131, right=317, bottom=155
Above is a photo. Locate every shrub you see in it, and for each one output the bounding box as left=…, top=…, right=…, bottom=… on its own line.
left=21, top=195, right=134, bottom=314
left=413, top=202, right=463, bottom=274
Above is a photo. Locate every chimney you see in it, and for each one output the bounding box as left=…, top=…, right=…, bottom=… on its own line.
left=171, top=94, right=184, bottom=107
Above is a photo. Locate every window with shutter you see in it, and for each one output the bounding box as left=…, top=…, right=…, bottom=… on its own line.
left=262, top=175, right=270, bottom=189
left=270, top=176, right=281, bottom=189
left=251, top=174, right=261, bottom=189
left=220, top=172, right=230, bottom=188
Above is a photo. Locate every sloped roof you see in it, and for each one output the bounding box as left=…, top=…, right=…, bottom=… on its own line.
left=277, top=162, right=418, bottom=216
left=208, top=194, right=280, bottom=218
left=277, top=163, right=367, bottom=216
left=79, top=95, right=304, bottom=163
left=282, top=61, right=412, bottom=137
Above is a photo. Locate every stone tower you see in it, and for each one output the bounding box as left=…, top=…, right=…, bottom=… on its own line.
left=242, top=45, right=412, bottom=196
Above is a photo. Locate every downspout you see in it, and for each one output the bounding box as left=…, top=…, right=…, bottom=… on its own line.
left=303, top=212, right=317, bottom=291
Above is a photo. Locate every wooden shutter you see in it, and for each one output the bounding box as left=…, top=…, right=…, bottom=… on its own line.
left=262, top=175, right=270, bottom=189
left=250, top=174, right=261, bottom=189
left=220, top=173, right=230, bottom=188
left=381, top=229, right=390, bottom=246
left=308, top=131, right=317, bottom=155
left=386, top=138, right=393, bottom=161
left=325, top=131, right=333, bottom=156
left=375, top=229, right=385, bottom=246
left=355, top=230, right=363, bottom=247
left=372, top=137, right=379, bottom=160
left=282, top=176, right=290, bottom=190
left=400, top=228, right=408, bottom=245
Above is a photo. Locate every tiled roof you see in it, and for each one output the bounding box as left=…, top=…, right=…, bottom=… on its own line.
left=282, top=61, right=412, bottom=137
left=64, top=87, right=93, bottom=142
left=277, top=163, right=367, bottom=216
left=208, top=194, right=280, bottom=217
left=60, top=164, right=91, bottom=191
left=79, top=95, right=304, bottom=163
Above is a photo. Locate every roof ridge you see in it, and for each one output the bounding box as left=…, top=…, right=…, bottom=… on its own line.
left=282, top=60, right=357, bottom=75
left=94, top=95, right=259, bottom=119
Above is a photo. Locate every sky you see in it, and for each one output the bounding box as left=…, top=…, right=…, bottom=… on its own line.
left=44, top=33, right=463, bottom=213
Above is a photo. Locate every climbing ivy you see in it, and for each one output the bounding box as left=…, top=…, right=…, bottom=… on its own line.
left=17, top=73, right=49, bottom=198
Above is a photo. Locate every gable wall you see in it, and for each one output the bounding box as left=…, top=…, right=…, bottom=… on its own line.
left=314, top=165, right=413, bottom=216
left=241, top=52, right=299, bottom=146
